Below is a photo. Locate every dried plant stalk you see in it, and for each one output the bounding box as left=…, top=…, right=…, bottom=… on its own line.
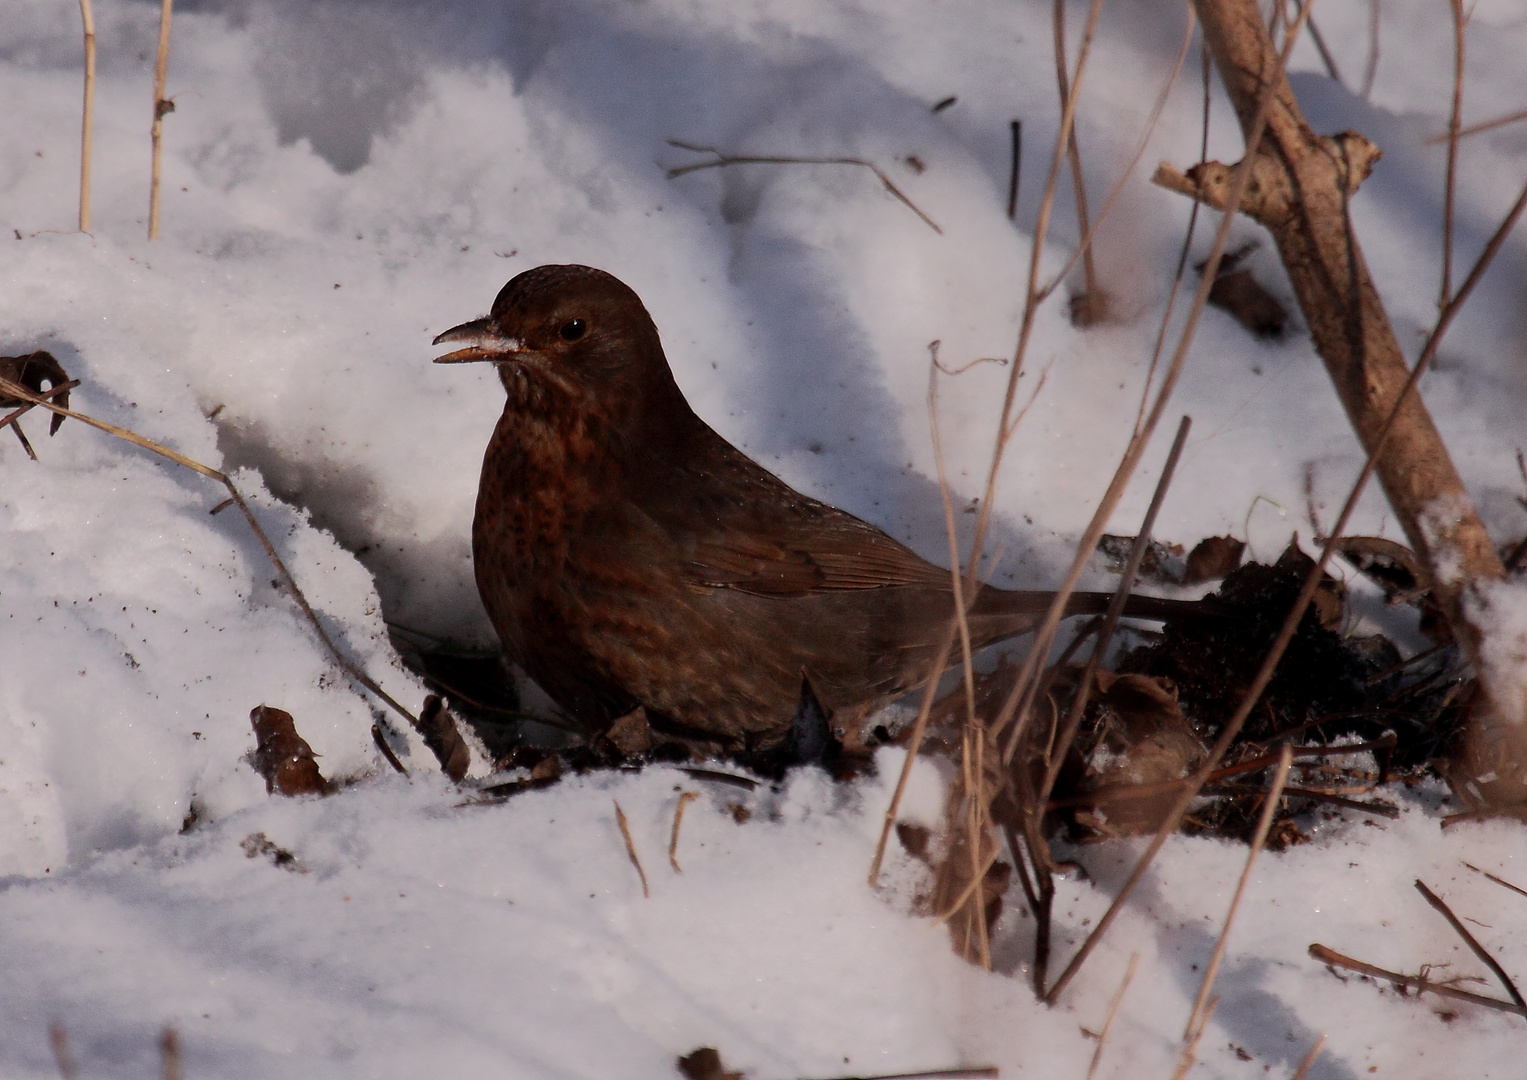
left=669, top=791, right=698, bottom=872
left=77, top=0, right=95, bottom=231
left=614, top=801, right=650, bottom=898
left=1038, top=0, right=1319, bottom=1002
left=1183, top=745, right=1293, bottom=1038
left=148, top=0, right=175, bottom=240
left=1084, top=953, right=1137, bottom=1080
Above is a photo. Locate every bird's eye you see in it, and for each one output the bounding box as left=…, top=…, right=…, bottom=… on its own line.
left=559, top=318, right=587, bottom=342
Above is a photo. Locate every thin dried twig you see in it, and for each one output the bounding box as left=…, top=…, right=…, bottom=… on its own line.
left=869, top=616, right=962, bottom=887
left=802, top=1070, right=998, bottom=1080
left=1039, top=4, right=1197, bottom=306
left=49, top=1023, right=78, bottom=1080
left=1169, top=996, right=1216, bottom=1080
left=1006, top=120, right=1022, bottom=220
left=1308, top=943, right=1527, bottom=1016
left=1441, top=0, right=1466, bottom=310
left=1036, top=414, right=1191, bottom=817
left=1052, top=0, right=1100, bottom=304
left=1041, top=2, right=1319, bottom=1002
left=1415, top=878, right=1527, bottom=1010
left=160, top=1027, right=181, bottom=1080
left=1425, top=107, right=1527, bottom=144
left=370, top=723, right=408, bottom=775
left=1360, top=0, right=1380, bottom=99
left=670, top=791, right=699, bottom=872
left=1465, top=862, right=1527, bottom=901
left=0, top=377, right=423, bottom=738
left=1288, top=1034, right=1327, bottom=1080
left=1184, top=746, right=1294, bottom=1038
left=77, top=0, right=95, bottom=231
left=614, top=800, right=650, bottom=898
left=1084, top=954, right=1137, bottom=1080
left=148, top=0, right=175, bottom=240
left=928, top=344, right=993, bottom=967
left=665, top=141, right=941, bottom=234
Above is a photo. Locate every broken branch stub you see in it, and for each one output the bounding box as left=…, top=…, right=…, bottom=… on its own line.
left=1161, top=0, right=1520, bottom=804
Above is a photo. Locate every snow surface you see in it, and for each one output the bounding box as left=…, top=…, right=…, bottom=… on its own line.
left=3, top=0, right=1527, bottom=1076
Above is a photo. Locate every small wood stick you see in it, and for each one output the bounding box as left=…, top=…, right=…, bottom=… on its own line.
left=1288, top=1034, right=1326, bottom=1080
left=1006, top=120, right=1022, bottom=220
left=1464, top=862, right=1527, bottom=901
left=1170, top=995, right=1216, bottom=1080
left=614, top=801, right=649, bottom=898
left=160, top=1027, right=181, bottom=1080
left=148, top=0, right=175, bottom=240
left=77, top=0, right=95, bottom=231
left=669, top=791, right=698, bottom=872
left=1307, top=943, right=1527, bottom=1016
left=49, top=1022, right=79, bottom=1080
left=1415, top=878, right=1527, bottom=1010
left=1084, top=953, right=1138, bottom=1080
left=1184, top=745, right=1293, bottom=1039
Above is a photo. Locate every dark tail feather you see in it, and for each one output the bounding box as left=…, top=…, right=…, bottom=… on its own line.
left=963, top=587, right=1214, bottom=651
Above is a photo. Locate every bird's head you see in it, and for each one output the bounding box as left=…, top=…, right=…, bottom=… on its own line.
left=433, top=264, right=678, bottom=412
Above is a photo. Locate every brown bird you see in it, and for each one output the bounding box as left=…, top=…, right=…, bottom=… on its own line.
left=435, top=265, right=1190, bottom=755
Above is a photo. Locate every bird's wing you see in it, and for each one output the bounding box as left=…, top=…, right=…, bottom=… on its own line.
left=681, top=516, right=948, bottom=596
left=637, top=426, right=949, bottom=597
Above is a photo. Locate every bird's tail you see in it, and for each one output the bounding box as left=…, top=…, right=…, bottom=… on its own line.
left=963, top=586, right=1210, bottom=651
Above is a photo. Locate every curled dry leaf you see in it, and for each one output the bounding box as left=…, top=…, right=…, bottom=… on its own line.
left=605, top=705, right=655, bottom=757
left=0, top=351, right=72, bottom=434
left=248, top=705, right=333, bottom=796
left=419, top=693, right=472, bottom=782
left=676, top=1047, right=745, bottom=1080
left=1184, top=535, right=1246, bottom=585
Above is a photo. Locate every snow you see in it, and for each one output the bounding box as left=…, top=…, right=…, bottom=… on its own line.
left=3, top=0, right=1527, bottom=1076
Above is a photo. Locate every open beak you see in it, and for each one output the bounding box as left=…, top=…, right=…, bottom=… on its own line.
left=431, top=316, right=526, bottom=364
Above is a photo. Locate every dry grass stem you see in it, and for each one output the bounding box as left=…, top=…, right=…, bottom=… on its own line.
left=1441, top=0, right=1466, bottom=309
left=1415, top=878, right=1527, bottom=1010
left=1308, top=943, right=1527, bottom=1016
left=868, top=614, right=960, bottom=886
left=1007, top=120, right=1022, bottom=220
left=1425, top=107, right=1527, bottom=144
left=961, top=0, right=1105, bottom=583
left=805, top=1070, right=998, bottom=1080
left=1040, top=4, right=1197, bottom=308
left=665, top=141, right=941, bottom=233
left=1184, top=745, right=1294, bottom=1039
left=1040, top=0, right=1319, bottom=1003
left=77, top=0, right=95, bottom=231
left=148, top=0, right=175, bottom=239
left=49, top=1023, right=78, bottom=1080
left=160, top=1027, right=181, bottom=1080
left=1036, top=414, right=1191, bottom=816
left=1135, top=44, right=1212, bottom=435
left=669, top=790, right=699, bottom=872
left=370, top=723, right=408, bottom=775
left=614, top=800, right=650, bottom=898
left=0, top=376, right=424, bottom=742
left=1361, top=0, right=1380, bottom=98
left=1169, top=995, right=1215, bottom=1080
left=1465, top=862, right=1527, bottom=901
left=1288, top=1034, right=1326, bottom=1080
left=1052, top=0, right=1100, bottom=304
left=1084, top=953, right=1138, bottom=1080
